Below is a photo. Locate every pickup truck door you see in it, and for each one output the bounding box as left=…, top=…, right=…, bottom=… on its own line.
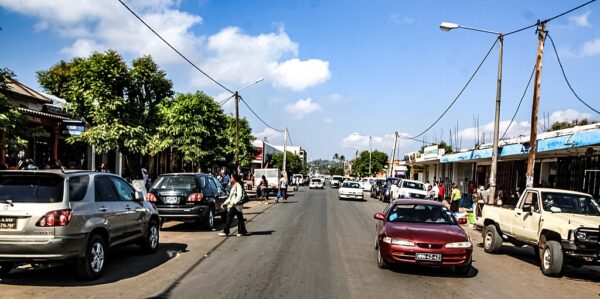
left=513, top=191, right=542, bottom=243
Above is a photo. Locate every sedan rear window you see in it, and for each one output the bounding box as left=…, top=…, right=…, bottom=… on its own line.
left=0, top=174, right=64, bottom=203
left=388, top=204, right=456, bottom=225
left=153, top=176, right=197, bottom=190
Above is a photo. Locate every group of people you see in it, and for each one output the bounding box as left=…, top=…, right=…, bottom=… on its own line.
left=424, top=181, right=466, bottom=213
left=257, top=174, right=289, bottom=204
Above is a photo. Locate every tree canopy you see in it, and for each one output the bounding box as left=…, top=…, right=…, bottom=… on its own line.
left=548, top=118, right=597, bottom=132
left=351, top=150, right=388, bottom=177
left=0, top=68, right=27, bottom=151
left=268, top=152, right=304, bottom=175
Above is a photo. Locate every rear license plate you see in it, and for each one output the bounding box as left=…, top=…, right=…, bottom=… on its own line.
left=415, top=253, right=442, bottom=262
left=0, top=217, right=17, bottom=230
left=164, top=196, right=179, bottom=204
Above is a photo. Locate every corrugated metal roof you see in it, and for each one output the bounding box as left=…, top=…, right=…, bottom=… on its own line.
left=17, top=107, right=70, bottom=120
left=3, top=78, right=52, bottom=104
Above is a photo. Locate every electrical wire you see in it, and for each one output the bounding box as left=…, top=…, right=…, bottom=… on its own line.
left=500, top=64, right=536, bottom=140
left=398, top=37, right=499, bottom=141
left=238, top=96, right=285, bottom=133
left=547, top=33, right=600, bottom=115
left=219, top=94, right=235, bottom=106
left=116, top=0, right=234, bottom=94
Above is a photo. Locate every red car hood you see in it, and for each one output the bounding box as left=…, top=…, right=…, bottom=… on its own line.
left=385, top=222, right=468, bottom=244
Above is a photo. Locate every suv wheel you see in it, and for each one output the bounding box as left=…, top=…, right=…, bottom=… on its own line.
left=540, top=240, right=563, bottom=276
left=201, top=208, right=215, bottom=230
left=76, top=234, right=106, bottom=280
left=483, top=224, right=503, bottom=254
left=140, top=220, right=160, bottom=254
left=0, top=262, right=13, bottom=278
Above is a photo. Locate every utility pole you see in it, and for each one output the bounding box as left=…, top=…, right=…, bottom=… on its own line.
left=369, top=136, right=372, bottom=177
left=526, top=21, right=546, bottom=188
left=389, top=132, right=398, bottom=177
left=234, top=91, right=240, bottom=172
left=489, top=34, right=504, bottom=203
left=283, top=127, right=288, bottom=177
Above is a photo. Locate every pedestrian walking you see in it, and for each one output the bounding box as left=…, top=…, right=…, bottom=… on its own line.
left=219, top=174, right=248, bottom=237
left=437, top=181, right=445, bottom=202
left=450, top=183, right=461, bottom=212
left=278, top=174, right=288, bottom=202
left=259, top=175, right=269, bottom=204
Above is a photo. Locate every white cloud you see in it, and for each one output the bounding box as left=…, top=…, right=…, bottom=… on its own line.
left=254, top=127, right=283, bottom=143
left=323, top=117, right=333, bottom=124
left=325, top=93, right=344, bottom=102
left=285, top=98, right=322, bottom=119
left=560, top=38, right=600, bottom=58
left=549, top=109, right=591, bottom=123
left=389, top=14, right=414, bottom=25
left=340, top=132, right=412, bottom=151
left=569, top=12, right=591, bottom=27
left=0, top=0, right=330, bottom=91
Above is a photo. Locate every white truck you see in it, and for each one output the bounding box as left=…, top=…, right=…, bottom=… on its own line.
left=479, top=188, right=600, bottom=276
left=254, top=168, right=281, bottom=192
left=389, top=179, right=427, bottom=200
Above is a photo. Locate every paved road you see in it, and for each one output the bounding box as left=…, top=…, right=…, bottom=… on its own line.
left=162, top=187, right=600, bottom=299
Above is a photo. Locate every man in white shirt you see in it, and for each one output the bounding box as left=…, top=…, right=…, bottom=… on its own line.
left=278, top=174, right=288, bottom=202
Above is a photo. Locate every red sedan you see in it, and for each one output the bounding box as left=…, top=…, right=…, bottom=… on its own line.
left=374, top=199, right=473, bottom=275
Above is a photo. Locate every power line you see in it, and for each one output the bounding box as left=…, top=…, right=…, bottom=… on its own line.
left=500, top=64, right=536, bottom=140
left=287, top=131, right=294, bottom=146
left=398, top=37, right=499, bottom=141
left=219, top=94, right=235, bottom=106
left=116, top=0, right=234, bottom=94
left=504, top=0, right=596, bottom=36
left=238, top=96, right=285, bottom=133
left=547, top=33, right=600, bottom=115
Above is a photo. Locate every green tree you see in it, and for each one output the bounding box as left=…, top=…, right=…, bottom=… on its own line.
left=221, top=115, right=258, bottom=169
left=548, top=118, right=596, bottom=132
left=419, top=141, right=453, bottom=155
left=351, top=150, right=388, bottom=177
left=0, top=68, right=27, bottom=152
left=268, top=152, right=303, bottom=174
left=152, top=91, right=227, bottom=169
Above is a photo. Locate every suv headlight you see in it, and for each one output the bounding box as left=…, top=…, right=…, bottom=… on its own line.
left=383, top=237, right=415, bottom=247
left=445, top=241, right=472, bottom=248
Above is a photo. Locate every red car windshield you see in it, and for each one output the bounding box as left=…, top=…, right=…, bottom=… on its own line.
left=388, top=204, right=457, bottom=225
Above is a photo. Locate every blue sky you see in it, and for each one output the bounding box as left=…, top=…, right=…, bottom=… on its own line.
left=1, top=0, right=599, bottom=160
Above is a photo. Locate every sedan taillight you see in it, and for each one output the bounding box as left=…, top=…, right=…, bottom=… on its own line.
left=145, top=193, right=157, bottom=202
left=37, top=209, right=72, bottom=227
left=187, top=193, right=204, bottom=202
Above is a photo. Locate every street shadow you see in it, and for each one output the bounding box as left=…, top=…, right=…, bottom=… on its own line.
left=0, top=243, right=188, bottom=286
left=244, top=211, right=264, bottom=215
left=246, top=230, right=276, bottom=236
left=277, top=200, right=298, bottom=204
left=387, top=262, right=479, bottom=278
left=160, top=219, right=226, bottom=232
left=499, top=244, right=600, bottom=282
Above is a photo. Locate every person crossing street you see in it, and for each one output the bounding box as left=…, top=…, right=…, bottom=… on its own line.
left=278, top=174, right=288, bottom=202
left=219, top=174, right=248, bottom=237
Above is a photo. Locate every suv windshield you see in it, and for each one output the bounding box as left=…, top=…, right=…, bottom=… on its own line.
left=388, top=204, right=456, bottom=224
left=542, top=192, right=600, bottom=215
left=153, top=176, right=197, bottom=190
left=402, top=181, right=424, bottom=190
left=0, top=174, right=64, bottom=203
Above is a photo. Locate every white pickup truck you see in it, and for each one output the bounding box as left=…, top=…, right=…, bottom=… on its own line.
left=479, top=188, right=600, bottom=276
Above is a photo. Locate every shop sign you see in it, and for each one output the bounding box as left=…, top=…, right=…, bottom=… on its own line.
left=423, top=145, right=439, bottom=160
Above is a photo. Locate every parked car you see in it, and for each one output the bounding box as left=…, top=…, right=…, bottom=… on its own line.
left=0, top=170, right=160, bottom=280
left=339, top=181, right=364, bottom=201
left=370, top=179, right=386, bottom=198
left=361, top=177, right=376, bottom=192
left=478, top=188, right=600, bottom=277
left=330, top=175, right=343, bottom=188
left=390, top=179, right=427, bottom=199
left=376, top=181, right=393, bottom=202
left=374, top=199, right=472, bottom=275
left=309, top=178, right=324, bottom=189
left=146, top=173, right=228, bottom=230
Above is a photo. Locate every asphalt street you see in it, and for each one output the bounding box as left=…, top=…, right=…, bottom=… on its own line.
left=162, top=187, right=600, bottom=299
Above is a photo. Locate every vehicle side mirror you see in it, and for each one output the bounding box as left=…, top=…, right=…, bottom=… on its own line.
left=522, top=204, right=532, bottom=213
left=134, top=191, right=144, bottom=202
left=374, top=213, right=386, bottom=221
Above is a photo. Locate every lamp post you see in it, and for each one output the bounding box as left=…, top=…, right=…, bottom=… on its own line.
left=232, top=78, right=264, bottom=171
left=440, top=22, right=503, bottom=203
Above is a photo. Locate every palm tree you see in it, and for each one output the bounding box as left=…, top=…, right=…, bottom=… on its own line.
left=339, top=155, right=346, bottom=168
left=333, top=153, right=339, bottom=162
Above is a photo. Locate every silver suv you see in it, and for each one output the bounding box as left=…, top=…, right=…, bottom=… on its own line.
left=0, top=170, right=160, bottom=280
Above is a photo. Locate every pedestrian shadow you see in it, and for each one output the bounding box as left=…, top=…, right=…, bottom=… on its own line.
left=501, top=244, right=600, bottom=282
left=246, top=230, right=276, bottom=236
left=279, top=200, right=298, bottom=204
left=161, top=219, right=227, bottom=232
left=0, top=243, right=188, bottom=286
left=387, top=262, right=479, bottom=278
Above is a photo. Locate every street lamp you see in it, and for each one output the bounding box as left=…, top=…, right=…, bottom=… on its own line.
left=441, top=21, right=503, bottom=203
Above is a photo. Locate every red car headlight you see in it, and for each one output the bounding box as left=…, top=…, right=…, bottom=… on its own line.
left=383, top=237, right=415, bottom=247
left=445, top=241, right=472, bottom=248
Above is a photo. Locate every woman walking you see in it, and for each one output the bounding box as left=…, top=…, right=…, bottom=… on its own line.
left=219, top=174, right=248, bottom=237
left=259, top=175, right=269, bottom=205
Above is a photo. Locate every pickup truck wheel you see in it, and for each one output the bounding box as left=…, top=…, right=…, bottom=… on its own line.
left=0, top=262, right=13, bottom=278
left=540, top=240, right=563, bottom=277
left=483, top=225, right=503, bottom=254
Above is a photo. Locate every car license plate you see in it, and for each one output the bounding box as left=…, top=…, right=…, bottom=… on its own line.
left=164, top=196, right=179, bottom=204
left=415, top=253, right=442, bottom=262
left=0, top=217, right=17, bottom=230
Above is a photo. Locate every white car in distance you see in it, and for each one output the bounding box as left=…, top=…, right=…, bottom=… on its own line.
left=390, top=179, right=427, bottom=199
left=339, top=181, right=364, bottom=201
left=309, top=178, right=324, bottom=189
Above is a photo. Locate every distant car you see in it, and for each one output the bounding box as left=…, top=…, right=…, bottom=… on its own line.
left=0, top=170, right=160, bottom=280
left=309, top=178, right=324, bottom=189
left=370, top=179, right=386, bottom=198
left=146, top=173, right=228, bottom=230
left=374, top=199, right=472, bottom=275
left=373, top=181, right=392, bottom=202
left=330, top=175, right=343, bottom=188
left=361, top=177, right=376, bottom=192
left=339, top=181, right=364, bottom=201
left=390, top=179, right=427, bottom=199
left=292, top=174, right=304, bottom=186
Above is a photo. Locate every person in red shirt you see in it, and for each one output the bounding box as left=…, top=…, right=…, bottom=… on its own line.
left=437, top=181, right=445, bottom=202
